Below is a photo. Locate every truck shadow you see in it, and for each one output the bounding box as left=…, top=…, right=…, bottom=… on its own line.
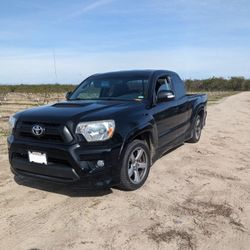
left=14, top=175, right=112, bottom=197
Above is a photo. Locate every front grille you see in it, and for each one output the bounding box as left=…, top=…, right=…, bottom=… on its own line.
left=19, top=132, right=63, bottom=142
left=16, top=121, right=73, bottom=143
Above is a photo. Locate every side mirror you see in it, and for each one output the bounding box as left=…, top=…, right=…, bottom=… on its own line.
left=65, top=91, right=72, bottom=100
left=157, top=90, right=175, bottom=102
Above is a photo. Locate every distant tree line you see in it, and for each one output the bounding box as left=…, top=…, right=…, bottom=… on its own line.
left=0, top=84, right=75, bottom=94
left=0, top=77, right=250, bottom=94
left=185, top=77, right=250, bottom=92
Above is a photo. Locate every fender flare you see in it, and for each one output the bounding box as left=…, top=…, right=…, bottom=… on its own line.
left=190, top=105, right=206, bottom=134
left=118, top=122, right=158, bottom=160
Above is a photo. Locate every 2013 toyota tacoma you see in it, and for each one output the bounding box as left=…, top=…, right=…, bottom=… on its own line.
left=8, top=70, right=207, bottom=191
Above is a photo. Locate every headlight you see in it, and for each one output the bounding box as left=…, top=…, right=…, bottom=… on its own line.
left=9, top=116, right=17, bottom=131
left=76, top=120, right=115, bottom=142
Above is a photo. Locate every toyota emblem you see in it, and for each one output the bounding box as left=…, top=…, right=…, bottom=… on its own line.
left=32, top=124, right=45, bottom=137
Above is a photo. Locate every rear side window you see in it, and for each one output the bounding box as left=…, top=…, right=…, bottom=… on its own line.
left=171, top=74, right=185, bottom=98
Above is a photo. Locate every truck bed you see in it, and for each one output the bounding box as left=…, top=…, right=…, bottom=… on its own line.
left=186, top=93, right=208, bottom=103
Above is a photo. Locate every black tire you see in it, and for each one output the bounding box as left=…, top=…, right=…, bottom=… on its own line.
left=118, top=139, right=151, bottom=191
left=188, top=114, right=202, bottom=143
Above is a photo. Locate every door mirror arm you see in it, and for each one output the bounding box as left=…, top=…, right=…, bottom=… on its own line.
left=65, top=91, right=72, bottom=100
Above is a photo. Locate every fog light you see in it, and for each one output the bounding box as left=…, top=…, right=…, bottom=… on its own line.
left=96, top=160, right=105, bottom=168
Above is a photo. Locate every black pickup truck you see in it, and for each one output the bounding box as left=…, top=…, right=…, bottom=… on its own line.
left=8, top=70, right=207, bottom=190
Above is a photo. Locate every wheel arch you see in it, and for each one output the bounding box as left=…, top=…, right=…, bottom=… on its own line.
left=191, top=104, right=205, bottom=128
left=195, top=105, right=206, bottom=128
left=119, top=124, right=158, bottom=164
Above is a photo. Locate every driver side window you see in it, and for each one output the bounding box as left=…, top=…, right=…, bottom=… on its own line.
left=155, top=76, right=172, bottom=95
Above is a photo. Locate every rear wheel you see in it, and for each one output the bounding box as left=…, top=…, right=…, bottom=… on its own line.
left=188, top=115, right=202, bottom=143
left=118, top=140, right=150, bottom=191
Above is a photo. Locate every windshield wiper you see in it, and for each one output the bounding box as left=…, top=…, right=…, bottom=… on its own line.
left=68, top=98, right=84, bottom=101
left=98, top=97, right=132, bottom=101
left=68, top=98, right=100, bottom=101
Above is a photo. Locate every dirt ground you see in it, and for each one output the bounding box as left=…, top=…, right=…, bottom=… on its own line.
left=0, top=92, right=250, bottom=250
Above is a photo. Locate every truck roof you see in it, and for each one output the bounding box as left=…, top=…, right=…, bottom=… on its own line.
left=91, top=69, right=177, bottom=78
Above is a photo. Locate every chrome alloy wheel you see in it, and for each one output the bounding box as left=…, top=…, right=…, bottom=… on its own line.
left=128, top=147, right=148, bottom=184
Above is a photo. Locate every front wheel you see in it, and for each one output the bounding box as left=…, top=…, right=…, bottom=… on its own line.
left=118, top=140, right=151, bottom=191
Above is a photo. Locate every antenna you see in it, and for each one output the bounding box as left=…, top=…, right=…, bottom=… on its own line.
left=52, top=48, right=58, bottom=83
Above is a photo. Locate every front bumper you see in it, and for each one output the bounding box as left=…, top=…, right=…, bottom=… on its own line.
left=8, top=135, right=122, bottom=188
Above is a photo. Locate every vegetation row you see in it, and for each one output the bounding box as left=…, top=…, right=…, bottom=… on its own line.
left=0, top=77, right=250, bottom=93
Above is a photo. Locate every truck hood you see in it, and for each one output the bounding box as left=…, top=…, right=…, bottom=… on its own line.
left=17, top=100, right=146, bottom=124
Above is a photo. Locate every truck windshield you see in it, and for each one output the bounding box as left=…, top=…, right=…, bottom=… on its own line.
left=69, top=76, right=149, bottom=101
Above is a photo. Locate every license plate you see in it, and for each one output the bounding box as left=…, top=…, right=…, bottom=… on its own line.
left=28, top=151, right=47, bottom=165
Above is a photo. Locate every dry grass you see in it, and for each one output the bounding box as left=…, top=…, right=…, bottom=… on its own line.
left=206, top=91, right=239, bottom=102
left=188, top=91, right=239, bottom=105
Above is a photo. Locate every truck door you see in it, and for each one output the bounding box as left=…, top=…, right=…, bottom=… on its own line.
left=152, top=75, right=179, bottom=150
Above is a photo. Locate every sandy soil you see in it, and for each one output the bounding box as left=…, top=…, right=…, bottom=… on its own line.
left=0, top=92, right=250, bottom=250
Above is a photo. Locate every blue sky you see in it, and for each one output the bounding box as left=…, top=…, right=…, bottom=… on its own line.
left=0, top=0, right=250, bottom=83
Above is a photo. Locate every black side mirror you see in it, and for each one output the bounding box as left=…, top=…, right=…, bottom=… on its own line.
left=157, top=90, right=175, bottom=102
left=66, top=91, right=72, bottom=100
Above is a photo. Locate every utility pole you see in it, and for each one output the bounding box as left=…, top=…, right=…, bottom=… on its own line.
left=53, top=48, right=58, bottom=83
